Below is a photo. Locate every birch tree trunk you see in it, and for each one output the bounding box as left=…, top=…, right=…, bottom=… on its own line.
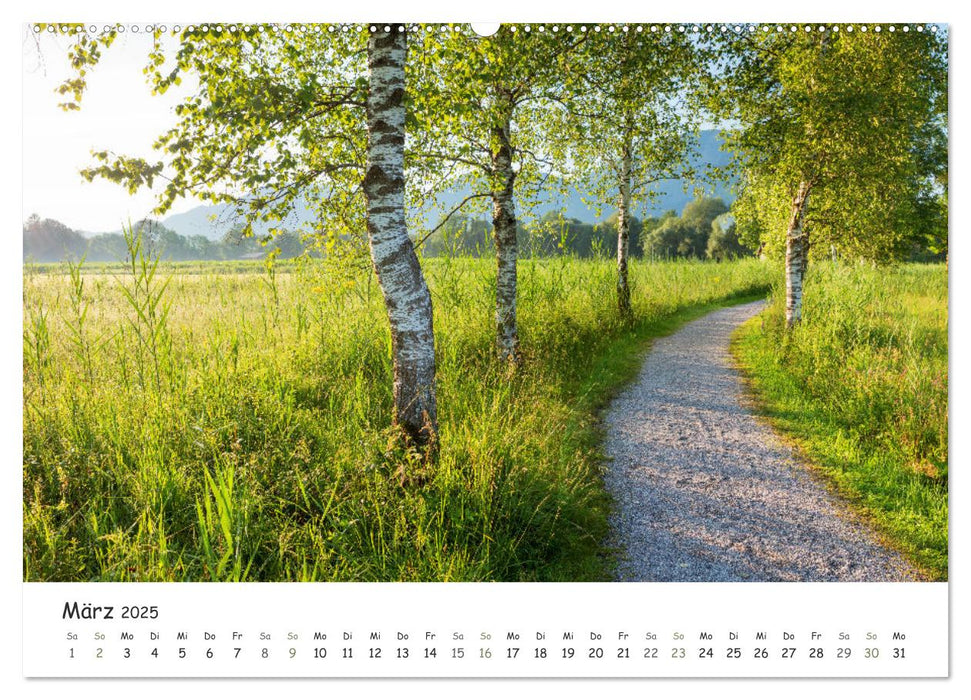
left=364, top=27, right=438, bottom=447
left=491, top=101, right=519, bottom=362
left=615, top=128, right=634, bottom=316
left=784, top=180, right=812, bottom=329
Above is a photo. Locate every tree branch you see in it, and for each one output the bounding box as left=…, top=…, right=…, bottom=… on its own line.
left=414, top=192, right=492, bottom=248
left=411, top=151, right=490, bottom=174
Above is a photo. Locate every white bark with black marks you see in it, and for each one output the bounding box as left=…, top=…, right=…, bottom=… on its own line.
left=615, top=127, right=634, bottom=316
left=364, top=26, right=438, bottom=446
left=785, top=180, right=812, bottom=329
left=491, top=101, right=519, bottom=362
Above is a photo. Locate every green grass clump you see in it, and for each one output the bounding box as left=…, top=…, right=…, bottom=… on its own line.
left=732, top=262, right=948, bottom=580
left=24, top=246, right=772, bottom=582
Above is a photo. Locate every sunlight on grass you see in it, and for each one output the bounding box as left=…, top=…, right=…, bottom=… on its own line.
left=733, top=263, right=948, bottom=580
left=23, top=246, right=772, bottom=582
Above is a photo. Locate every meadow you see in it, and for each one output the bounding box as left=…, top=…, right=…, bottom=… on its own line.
left=733, top=263, right=948, bottom=580
left=23, top=249, right=773, bottom=582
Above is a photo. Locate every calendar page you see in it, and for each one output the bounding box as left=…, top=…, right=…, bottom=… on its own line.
left=19, top=10, right=950, bottom=685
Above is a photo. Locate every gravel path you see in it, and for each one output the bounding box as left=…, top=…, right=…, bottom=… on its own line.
left=603, top=300, right=918, bottom=582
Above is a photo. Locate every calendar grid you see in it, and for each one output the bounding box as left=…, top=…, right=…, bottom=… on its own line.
left=23, top=582, right=948, bottom=678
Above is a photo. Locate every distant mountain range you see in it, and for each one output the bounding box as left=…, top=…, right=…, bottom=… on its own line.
left=80, top=129, right=735, bottom=241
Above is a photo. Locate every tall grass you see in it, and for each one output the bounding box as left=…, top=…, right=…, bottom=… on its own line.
left=733, top=262, right=948, bottom=580
left=23, top=239, right=772, bottom=582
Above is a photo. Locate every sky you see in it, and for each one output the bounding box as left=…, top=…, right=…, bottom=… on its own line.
left=22, top=27, right=204, bottom=232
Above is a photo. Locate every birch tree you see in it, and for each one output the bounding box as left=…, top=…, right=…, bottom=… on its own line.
left=714, top=25, right=947, bottom=327
left=409, top=25, right=583, bottom=362
left=56, top=23, right=439, bottom=447
left=562, top=27, right=699, bottom=315
left=364, top=26, right=437, bottom=446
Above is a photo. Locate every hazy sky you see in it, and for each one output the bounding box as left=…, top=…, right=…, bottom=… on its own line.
left=22, top=28, right=205, bottom=232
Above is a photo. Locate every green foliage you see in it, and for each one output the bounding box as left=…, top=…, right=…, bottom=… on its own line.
left=706, top=213, right=751, bottom=261
left=419, top=216, right=494, bottom=257
left=419, top=212, right=645, bottom=259
left=733, top=263, right=947, bottom=579
left=713, top=27, right=948, bottom=261
left=642, top=196, right=733, bottom=259
left=559, top=27, right=703, bottom=217
left=407, top=25, right=583, bottom=233
left=60, top=24, right=370, bottom=248
left=50, top=25, right=948, bottom=266
left=23, top=257, right=773, bottom=581
left=681, top=197, right=729, bottom=233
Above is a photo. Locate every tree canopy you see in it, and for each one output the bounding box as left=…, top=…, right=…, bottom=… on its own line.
left=713, top=26, right=947, bottom=262
left=63, top=25, right=372, bottom=257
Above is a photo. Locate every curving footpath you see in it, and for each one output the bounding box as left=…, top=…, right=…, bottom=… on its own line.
left=603, top=300, right=919, bottom=582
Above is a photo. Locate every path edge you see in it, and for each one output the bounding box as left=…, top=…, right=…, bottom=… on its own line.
left=729, top=312, right=930, bottom=582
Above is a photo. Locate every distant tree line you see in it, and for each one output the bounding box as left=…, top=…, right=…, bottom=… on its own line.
left=419, top=196, right=752, bottom=262
left=22, top=215, right=309, bottom=264
left=24, top=197, right=749, bottom=265
left=25, top=184, right=942, bottom=268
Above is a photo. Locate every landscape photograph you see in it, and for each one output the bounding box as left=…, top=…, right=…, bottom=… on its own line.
left=22, top=22, right=948, bottom=583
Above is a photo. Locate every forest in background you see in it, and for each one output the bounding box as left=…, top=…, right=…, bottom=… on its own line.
left=22, top=190, right=944, bottom=265
left=24, top=195, right=754, bottom=263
